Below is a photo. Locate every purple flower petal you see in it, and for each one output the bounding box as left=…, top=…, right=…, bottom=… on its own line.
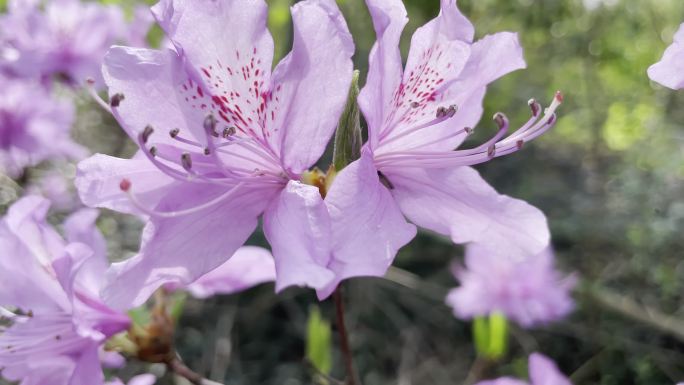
left=528, top=353, right=573, bottom=385
left=648, top=23, right=684, bottom=89
left=263, top=181, right=336, bottom=292
left=182, top=246, right=276, bottom=298
left=388, top=166, right=549, bottom=256
left=358, top=0, right=408, bottom=148
left=268, top=0, right=355, bottom=173
left=64, top=208, right=109, bottom=295
left=317, top=149, right=416, bottom=299
left=76, top=154, right=175, bottom=216
left=102, top=183, right=277, bottom=310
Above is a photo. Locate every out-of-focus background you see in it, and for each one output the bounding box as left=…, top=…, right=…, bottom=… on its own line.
left=1, top=0, right=684, bottom=384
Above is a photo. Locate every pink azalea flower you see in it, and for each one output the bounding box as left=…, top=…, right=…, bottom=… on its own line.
left=0, top=0, right=148, bottom=86
left=348, top=0, right=561, bottom=268
left=0, top=197, right=130, bottom=385
left=648, top=23, right=684, bottom=89
left=446, top=244, right=575, bottom=327
left=476, top=353, right=572, bottom=385
left=166, top=246, right=276, bottom=299
left=75, top=0, right=381, bottom=308
left=0, top=75, right=85, bottom=177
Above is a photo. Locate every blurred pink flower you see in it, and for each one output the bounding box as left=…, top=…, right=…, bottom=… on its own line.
left=165, top=246, right=276, bottom=299
left=0, top=75, right=85, bottom=177
left=648, top=23, right=684, bottom=89
left=0, top=0, right=150, bottom=86
left=447, top=244, right=575, bottom=327
left=476, top=353, right=572, bottom=385
left=0, top=197, right=129, bottom=385
left=25, top=167, right=80, bottom=211
left=76, top=0, right=370, bottom=308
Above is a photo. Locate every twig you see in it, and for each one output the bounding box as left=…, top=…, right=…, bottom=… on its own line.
left=581, top=285, right=684, bottom=342
left=167, top=356, right=226, bottom=385
left=333, top=287, right=360, bottom=385
left=463, top=357, right=493, bottom=385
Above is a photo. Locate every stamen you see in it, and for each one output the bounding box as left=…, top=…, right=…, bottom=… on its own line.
left=120, top=180, right=246, bottom=219
left=171, top=133, right=203, bottom=148
left=528, top=98, right=541, bottom=117
left=222, top=126, right=236, bottom=138
left=84, top=78, right=112, bottom=113
left=374, top=91, right=563, bottom=169
left=110, top=93, right=125, bottom=108
left=379, top=112, right=457, bottom=147
left=169, top=128, right=180, bottom=138
left=436, top=104, right=457, bottom=119
left=203, top=114, right=219, bottom=138
left=141, top=125, right=154, bottom=144
left=181, top=152, right=192, bottom=171
left=119, top=179, right=131, bottom=192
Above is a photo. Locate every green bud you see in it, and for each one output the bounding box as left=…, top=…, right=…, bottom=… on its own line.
left=332, top=70, right=362, bottom=172
left=472, top=312, right=509, bottom=360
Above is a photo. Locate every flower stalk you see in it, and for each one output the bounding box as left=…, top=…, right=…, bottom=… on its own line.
left=333, top=287, right=359, bottom=385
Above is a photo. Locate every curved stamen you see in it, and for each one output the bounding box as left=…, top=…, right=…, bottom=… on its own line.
left=120, top=179, right=245, bottom=219
left=379, top=105, right=458, bottom=147
left=375, top=92, right=563, bottom=169
left=85, top=78, right=113, bottom=113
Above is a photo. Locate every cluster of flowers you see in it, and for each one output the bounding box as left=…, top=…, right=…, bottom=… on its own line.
left=0, top=0, right=152, bottom=177
left=0, top=0, right=682, bottom=383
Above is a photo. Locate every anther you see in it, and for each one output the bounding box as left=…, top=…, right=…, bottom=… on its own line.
left=487, top=145, right=496, bottom=157
left=204, top=114, right=219, bottom=137
left=141, top=125, right=154, bottom=143
left=86, top=78, right=95, bottom=85
left=546, top=113, right=557, bottom=126
left=528, top=99, right=541, bottom=117
left=464, top=126, right=473, bottom=135
left=493, top=112, right=508, bottom=129
left=555, top=91, right=564, bottom=103
left=149, top=146, right=157, bottom=157
left=110, top=93, right=125, bottom=107
left=204, top=148, right=211, bottom=155
left=410, top=101, right=420, bottom=108
left=119, top=179, right=131, bottom=192
left=516, top=140, right=524, bottom=149
left=181, top=152, right=193, bottom=171
left=169, top=128, right=180, bottom=138
left=222, top=126, right=236, bottom=138
left=447, top=104, right=458, bottom=117
left=436, top=105, right=458, bottom=118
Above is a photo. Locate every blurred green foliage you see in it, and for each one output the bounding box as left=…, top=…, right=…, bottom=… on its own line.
left=306, top=306, right=333, bottom=376
left=473, top=313, right=509, bottom=360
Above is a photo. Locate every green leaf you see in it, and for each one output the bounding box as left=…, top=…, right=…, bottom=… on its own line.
left=306, top=306, right=333, bottom=375
left=332, top=70, right=361, bottom=172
